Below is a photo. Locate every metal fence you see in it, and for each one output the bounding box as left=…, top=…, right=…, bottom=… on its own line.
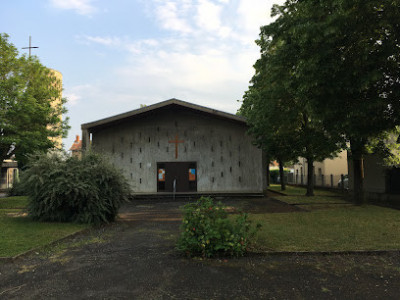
left=288, top=173, right=347, bottom=189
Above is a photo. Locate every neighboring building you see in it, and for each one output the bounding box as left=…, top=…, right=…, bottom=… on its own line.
left=48, top=69, right=63, bottom=148
left=81, top=99, right=267, bottom=195
left=292, top=150, right=348, bottom=188
left=69, top=135, right=82, bottom=159
left=348, top=154, right=400, bottom=202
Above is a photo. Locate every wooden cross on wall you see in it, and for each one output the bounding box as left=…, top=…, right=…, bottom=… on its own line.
left=169, top=135, right=184, bottom=159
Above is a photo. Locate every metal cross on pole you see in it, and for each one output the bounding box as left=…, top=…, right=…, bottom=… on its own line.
left=22, top=36, right=39, bottom=57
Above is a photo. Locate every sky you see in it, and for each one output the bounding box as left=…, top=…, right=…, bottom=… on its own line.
left=1, top=0, right=284, bottom=150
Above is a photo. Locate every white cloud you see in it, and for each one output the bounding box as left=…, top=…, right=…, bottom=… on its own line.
left=82, top=35, right=122, bottom=46
left=64, top=93, right=81, bottom=106
left=64, top=84, right=96, bottom=107
left=155, top=1, right=193, bottom=34
left=49, top=0, right=98, bottom=16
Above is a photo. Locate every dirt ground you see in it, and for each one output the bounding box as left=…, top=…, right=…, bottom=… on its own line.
left=0, top=197, right=399, bottom=299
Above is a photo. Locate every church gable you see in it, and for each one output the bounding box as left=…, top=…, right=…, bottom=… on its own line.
left=82, top=99, right=265, bottom=194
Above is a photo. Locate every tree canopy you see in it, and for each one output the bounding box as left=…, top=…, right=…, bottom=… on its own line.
left=241, top=0, right=400, bottom=201
left=0, top=33, right=69, bottom=168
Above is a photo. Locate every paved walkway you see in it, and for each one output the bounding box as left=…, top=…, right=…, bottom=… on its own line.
left=0, top=199, right=399, bottom=299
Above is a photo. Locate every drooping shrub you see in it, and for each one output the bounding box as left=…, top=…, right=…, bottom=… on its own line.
left=20, top=151, right=130, bottom=225
left=177, top=196, right=260, bottom=258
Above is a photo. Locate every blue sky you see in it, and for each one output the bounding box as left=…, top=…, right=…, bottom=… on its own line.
left=1, top=0, right=284, bottom=149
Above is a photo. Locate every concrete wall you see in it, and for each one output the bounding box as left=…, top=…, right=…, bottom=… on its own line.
left=90, top=107, right=265, bottom=193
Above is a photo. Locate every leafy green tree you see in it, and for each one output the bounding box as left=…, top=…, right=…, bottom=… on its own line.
left=268, top=0, right=400, bottom=203
left=0, top=33, right=68, bottom=173
left=240, top=6, right=342, bottom=195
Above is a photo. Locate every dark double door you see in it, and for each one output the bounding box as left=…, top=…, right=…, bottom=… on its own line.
left=157, top=162, right=197, bottom=192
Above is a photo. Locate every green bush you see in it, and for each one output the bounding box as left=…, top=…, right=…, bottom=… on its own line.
left=270, top=169, right=290, bottom=184
left=177, top=196, right=259, bottom=258
left=19, top=151, right=130, bottom=225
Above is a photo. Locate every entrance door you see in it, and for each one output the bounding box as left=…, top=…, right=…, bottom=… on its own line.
left=157, top=162, right=197, bottom=192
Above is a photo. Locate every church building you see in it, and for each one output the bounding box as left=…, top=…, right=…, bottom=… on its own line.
left=81, top=99, right=266, bottom=195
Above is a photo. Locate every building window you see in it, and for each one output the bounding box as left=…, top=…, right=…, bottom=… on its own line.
left=157, top=163, right=166, bottom=191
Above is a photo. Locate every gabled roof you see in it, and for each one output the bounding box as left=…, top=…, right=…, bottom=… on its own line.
left=81, top=98, right=246, bottom=131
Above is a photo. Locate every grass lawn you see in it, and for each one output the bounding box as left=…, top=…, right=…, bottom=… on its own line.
left=269, top=184, right=341, bottom=197
left=250, top=186, right=400, bottom=252
left=0, top=196, right=88, bottom=258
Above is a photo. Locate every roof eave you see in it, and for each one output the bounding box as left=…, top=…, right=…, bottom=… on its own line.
left=81, top=98, right=246, bottom=131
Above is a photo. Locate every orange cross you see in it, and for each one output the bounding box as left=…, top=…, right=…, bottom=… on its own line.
left=168, top=135, right=184, bottom=159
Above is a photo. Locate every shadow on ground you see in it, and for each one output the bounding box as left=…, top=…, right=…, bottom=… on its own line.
left=0, top=197, right=399, bottom=299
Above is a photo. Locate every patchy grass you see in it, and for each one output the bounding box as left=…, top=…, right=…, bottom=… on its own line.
left=253, top=187, right=400, bottom=251
left=269, top=184, right=341, bottom=197
left=0, top=196, right=29, bottom=209
left=275, top=195, right=348, bottom=205
left=0, top=196, right=88, bottom=258
left=250, top=205, right=400, bottom=252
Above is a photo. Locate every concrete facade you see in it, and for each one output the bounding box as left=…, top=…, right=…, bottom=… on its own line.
left=82, top=99, right=266, bottom=194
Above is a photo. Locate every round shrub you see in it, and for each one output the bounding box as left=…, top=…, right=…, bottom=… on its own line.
left=177, top=196, right=260, bottom=258
left=20, top=151, right=130, bottom=225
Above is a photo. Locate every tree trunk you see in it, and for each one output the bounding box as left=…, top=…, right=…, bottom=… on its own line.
left=306, top=158, right=314, bottom=196
left=266, top=163, right=270, bottom=187
left=352, top=152, right=365, bottom=205
left=278, top=160, right=286, bottom=191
